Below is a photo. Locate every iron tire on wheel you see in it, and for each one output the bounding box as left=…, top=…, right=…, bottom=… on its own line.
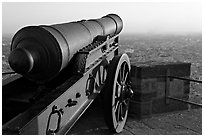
left=103, top=54, right=131, bottom=133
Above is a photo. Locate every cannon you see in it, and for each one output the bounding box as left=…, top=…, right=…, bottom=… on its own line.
left=8, top=14, right=123, bottom=83
left=2, top=14, right=133, bottom=134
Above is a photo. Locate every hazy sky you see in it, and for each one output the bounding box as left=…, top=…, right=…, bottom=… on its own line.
left=2, top=2, right=202, bottom=36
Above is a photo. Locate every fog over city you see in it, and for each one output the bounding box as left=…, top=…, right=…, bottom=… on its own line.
left=2, top=2, right=202, bottom=37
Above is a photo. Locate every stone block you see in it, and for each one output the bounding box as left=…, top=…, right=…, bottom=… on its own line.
left=129, top=61, right=191, bottom=119
left=152, top=96, right=189, bottom=114
left=129, top=100, right=152, bottom=119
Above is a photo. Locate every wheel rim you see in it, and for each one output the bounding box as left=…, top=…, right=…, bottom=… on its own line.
left=112, top=55, right=130, bottom=133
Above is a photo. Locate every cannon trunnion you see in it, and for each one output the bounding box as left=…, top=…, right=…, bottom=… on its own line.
left=3, top=14, right=133, bottom=134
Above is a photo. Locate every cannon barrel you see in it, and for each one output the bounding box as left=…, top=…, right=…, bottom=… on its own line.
left=8, top=14, right=123, bottom=82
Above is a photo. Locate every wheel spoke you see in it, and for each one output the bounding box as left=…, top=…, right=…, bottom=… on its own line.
left=116, top=81, right=122, bottom=97
left=115, top=82, right=119, bottom=98
left=120, top=67, right=123, bottom=82
left=116, top=81, right=122, bottom=88
left=123, top=71, right=128, bottom=83
left=117, top=68, right=122, bottom=85
left=122, top=100, right=128, bottom=111
left=117, top=103, right=121, bottom=122
left=121, top=64, right=126, bottom=83
left=114, top=100, right=120, bottom=112
left=120, top=104, right=123, bottom=120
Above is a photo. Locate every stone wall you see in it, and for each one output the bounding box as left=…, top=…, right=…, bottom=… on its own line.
left=129, top=61, right=191, bottom=118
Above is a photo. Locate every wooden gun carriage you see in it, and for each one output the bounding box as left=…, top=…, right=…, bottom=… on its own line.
left=2, top=14, right=133, bottom=134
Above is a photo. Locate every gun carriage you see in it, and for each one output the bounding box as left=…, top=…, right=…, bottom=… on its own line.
left=2, top=14, right=133, bottom=134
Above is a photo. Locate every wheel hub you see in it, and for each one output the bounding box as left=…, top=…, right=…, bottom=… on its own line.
left=119, top=84, right=133, bottom=101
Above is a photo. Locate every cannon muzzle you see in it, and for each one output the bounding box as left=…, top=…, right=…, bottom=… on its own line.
left=9, top=14, right=123, bottom=83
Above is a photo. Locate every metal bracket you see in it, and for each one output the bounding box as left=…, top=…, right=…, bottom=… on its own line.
left=46, top=105, right=64, bottom=135
left=65, top=99, right=78, bottom=107
left=85, top=74, right=95, bottom=97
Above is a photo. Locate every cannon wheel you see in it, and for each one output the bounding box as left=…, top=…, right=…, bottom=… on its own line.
left=103, top=54, right=131, bottom=133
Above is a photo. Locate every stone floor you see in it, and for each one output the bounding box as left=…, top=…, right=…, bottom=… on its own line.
left=68, top=100, right=202, bottom=135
